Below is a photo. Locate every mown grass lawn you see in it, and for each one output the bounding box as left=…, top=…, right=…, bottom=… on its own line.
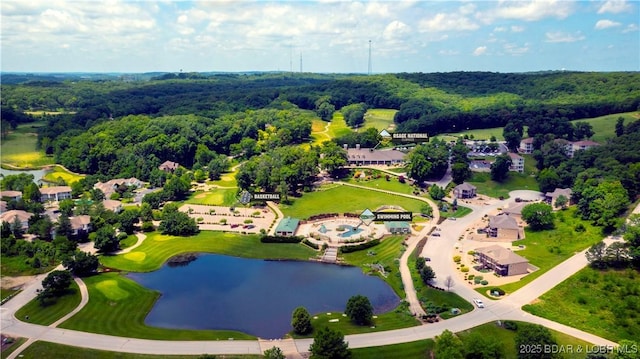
left=16, top=341, right=259, bottom=359
left=345, top=173, right=416, bottom=195
left=280, top=184, right=427, bottom=219
left=352, top=339, right=433, bottom=359
left=59, top=272, right=255, bottom=340
left=409, top=247, right=474, bottom=318
left=119, top=234, right=139, bottom=249
left=363, top=109, right=397, bottom=131
left=207, top=169, right=239, bottom=188
left=476, top=208, right=604, bottom=295
left=41, top=164, right=84, bottom=185
left=523, top=266, right=640, bottom=342
left=577, top=111, right=639, bottom=143
left=184, top=188, right=239, bottom=206
left=15, top=281, right=81, bottom=326
left=0, top=255, right=56, bottom=276
left=1, top=337, right=28, bottom=358
left=1, top=287, right=20, bottom=301
left=468, top=172, right=539, bottom=199
left=99, top=231, right=317, bottom=272
left=439, top=205, right=472, bottom=219
left=0, top=122, right=54, bottom=168
left=327, top=112, right=352, bottom=138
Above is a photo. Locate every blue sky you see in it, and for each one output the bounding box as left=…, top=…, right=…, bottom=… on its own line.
left=1, top=0, right=638, bottom=73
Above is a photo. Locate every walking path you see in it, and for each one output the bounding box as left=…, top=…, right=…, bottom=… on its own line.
left=1, top=193, right=635, bottom=357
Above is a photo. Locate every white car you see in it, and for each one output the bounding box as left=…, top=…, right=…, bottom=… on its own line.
left=473, top=298, right=485, bottom=308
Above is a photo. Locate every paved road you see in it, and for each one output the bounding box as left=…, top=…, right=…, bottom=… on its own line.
left=1, top=194, right=633, bottom=356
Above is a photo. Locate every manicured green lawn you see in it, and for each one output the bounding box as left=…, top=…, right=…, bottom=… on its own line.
left=119, top=234, right=139, bottom=249
left=327, top=112, right=352, bottom=138
left=352, top=339, right=433, bottom=359
left=468, top=172, right=539, bottom=199
left=41, top=164, right=84, bottom=185
left=1, top=337, right=27, bottom=358
left=363, top=109, right=397, bottom=131
left=345, top=173, right=416, bottom=195
left=576, top=111, right=639, bottom=143
left=16, top=340, right=259, bottom=358
left=15, top=281, right=81, bottom=325
left=184, top=188, right=239, bottom=206
left=439, top=205, right=472, bottom=219
left=523, top=266, right=640, bottom=342
left=0, top=121, right=54, bottom=168
left=0, top=255, right=56, bottom=276
left=386, top=167, right=407, bottom=174
left=1, top=287, right=20, bottom=301
left=59, top=272, right=255, bottom=340
left=99, top=232, right=316, bottom=272
left=409, top=248, right=474, bottom=318
left=477, top=208, right=604, bottom=295
left=280, top=184, right=427, bottom=219
left=207, top=169, right=239, bottom=188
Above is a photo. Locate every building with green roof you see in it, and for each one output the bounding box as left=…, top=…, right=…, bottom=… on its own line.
left=275, top=217, right=300, bottom=237
left=384, top=221, right=411, bottom=234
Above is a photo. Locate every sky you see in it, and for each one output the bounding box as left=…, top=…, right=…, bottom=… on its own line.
left=1, top=0, right=639, bottom=73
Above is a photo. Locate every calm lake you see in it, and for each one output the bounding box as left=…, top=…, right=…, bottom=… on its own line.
left=127, top=254, right=400, bottom=338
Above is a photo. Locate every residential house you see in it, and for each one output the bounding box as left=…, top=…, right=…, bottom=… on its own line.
left=453, top=183, right=477, bottom=199
left=345, top=146, right=406, bottom=166
left=70, top=215, right=91, bottom=236
left=102, top=199, right=123, bottom=213
left=94, top=177, right=143, bottom=198
left=475, top=244, right=529, bottom=276
left=508, top=153, right=525, bottom=173
left=569, top=140, right=600, bottom=158
left=0, top=190, right=22, bottom=202
left=385, top=221, right=411, bottom=234
left=274, top=217, right=300, bottom=237
left=545, top=188, right=573, bottom=208
left=486, top=214, right=521, bottom=240
left=40, top=186, right=72, bottom=202
left=0, top=210, right=33, bottom=230
left=519, top=138, right=535, bottom=154
left=159, top=160, right=179, bottom=173
left=502, top=202, right=527, bottom=220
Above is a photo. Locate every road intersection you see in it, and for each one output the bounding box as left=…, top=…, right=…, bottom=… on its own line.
left=1, top=191, right=631, bottom=357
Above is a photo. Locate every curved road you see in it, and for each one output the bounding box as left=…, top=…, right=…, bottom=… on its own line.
left=1, top=192, right=629, bottom=357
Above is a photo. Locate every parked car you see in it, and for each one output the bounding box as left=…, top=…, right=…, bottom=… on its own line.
left=431, top=232, right=441, bottom=237
left=473, top=298, right=485, bottom=308
left=448, top=217, right=457, bottom=221
left=424, top=257, right=431, bottom=262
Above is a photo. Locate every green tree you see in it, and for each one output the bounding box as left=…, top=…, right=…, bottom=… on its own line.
left=158, top=203, right=199, bottom=236
left=451, top=162, right=471, bottom=184
left=536, top=168, right=561, bottom=194
left=429, top=185, right=445, bottom=201
left=416, top=256, right=426, bottom=271
left=407, top=140, right=449, bottom=182
left=207, top=154, right=229, bottom=180
left=624, top=214, right=640, bottom=266
left=341, top=103, right=366, bottom=128
left=345, top=295, right=373, bottom=326
left=22, top=182, right=41, bottom=203
left=316, top=100, right=336, bottom=122
left=463, top=331, right=504, bottom=359
left=572, top=121, right=594, bottom=140
left=420, top=204, right=433, bottom=218
left=611, top=339, right=640, bottom=359
left=94, top=225, right=119, bottom=253
left=490, top=154, right=512, bottom=182
left=319, top=141, right=348, bottom=176
left=119, top=208, right=140, bottom=234
left=37, top=270, right=72, bottom=306
left=503, top=122, right=523, bottom=152
left=554, top=195, right=568, bottom=209
left=420, top=265, right=436, bottom=284
left=309, top=327, right=351, bottom=359
left=434, top=329, right=464, bottom=359
left=515, top=324, right=558, bottom=359
left=586, top=241, right=607, bottom=269
left=615, top=117, right=625, bottom=137
left=291, top=306, right=312, bottom=335
left=263, top=346, right=285, bottom=359
left=605, top=241, right=629, bottom=266
left=10, top=215, right=24, bottom=239
left=521, top=203, right=555, bottom=231
left=63, top=250, right=99, bottom=276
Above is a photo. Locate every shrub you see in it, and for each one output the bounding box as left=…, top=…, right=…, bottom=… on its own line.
left=339, top=239, right=380, bottom=253
left=491, top=287, right=505, bottom=296
left=260, top=235, right=303, bottom=244
left=480, top=280, right=488, bottom=285
left=141, top=221, right=155, bottom=232
left=244, top=219, right=253, bottom=224
left=468, top=274, right=475, bottom=280
left=574, top=223, right=586, bottom=232
left=302, top=239, right=319, bottom=249
left=196, top=217, right=204, bottom=223
left=461, top=267, right=469, bottom=273
left=453, top=255, right=461, bottom=263
left=503, top=320, right=518, bottom=330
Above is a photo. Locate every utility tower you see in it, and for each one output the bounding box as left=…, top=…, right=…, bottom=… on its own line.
left=368, top=40, right=372, bottom=75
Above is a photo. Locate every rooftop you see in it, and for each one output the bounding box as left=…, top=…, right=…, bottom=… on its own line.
left=275, top=217, right=300, bottom=233
left=476, top=244, right=528, bottom=265
left=488, top=214, right=519, bottom=230
left=346, top=148, right=405, bottom=162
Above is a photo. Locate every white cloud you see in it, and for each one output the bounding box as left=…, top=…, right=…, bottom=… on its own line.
left=419, top=13, right=479, bottom=32
left=473, top=46, right=487, bottom=56
left=504, top=43, right=530, bottom=55
left=545, top=31, right=586, bottom=43
left=598, top=0, right=633, bottom=14
left=623, top=23, right=639, bottom=33
left=595, top=19, right=622, bottom=29
left=478, top=0, right=574, bottom=23
left=438, top=49, right=460, bottom=56
left=511, top=25, right=525, bottom=33
left=383, top=21, right=411, bottom=40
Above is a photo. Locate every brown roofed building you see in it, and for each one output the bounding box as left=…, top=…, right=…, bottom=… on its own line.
left=486, top=214, right=521, bottom=240
left=0, top=210, right=33, bottom=230
left=545, top=188, right=573, bottom=208
left=453, top=183, right=477, bottom=199
left=159, top=160, right=179, bottom=173
left=40, top=186, right=72, bottom=202
left=346, top=147, right=405, bottom=166
left=0, top=190, right=22, bottom=202
left=70, top=215, right=91, bottom=236
left=94, top=178, right=143, bottom=198
left=475, top=244, right=529, bottom=276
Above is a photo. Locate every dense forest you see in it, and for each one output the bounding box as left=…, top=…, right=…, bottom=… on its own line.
left=2, top=71, right=639, bottom=182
